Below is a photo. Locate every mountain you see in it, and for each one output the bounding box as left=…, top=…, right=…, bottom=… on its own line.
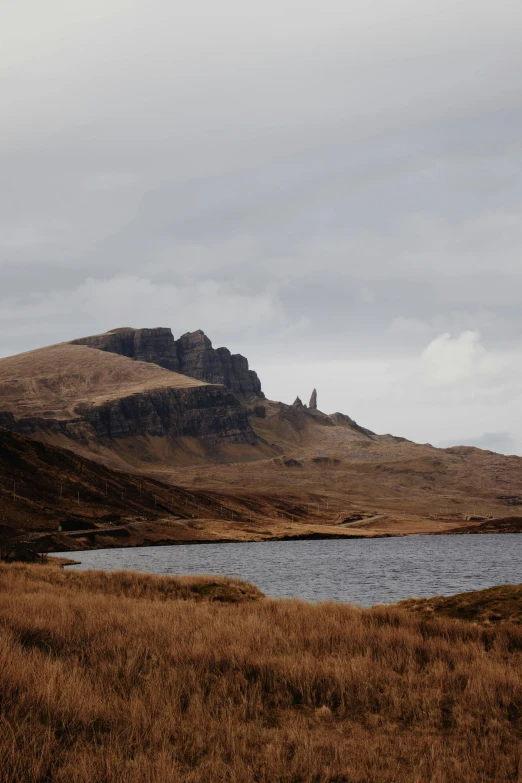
left=0, top=328, right=371, bottom=470
left=1, top=326, right=522, bottom=544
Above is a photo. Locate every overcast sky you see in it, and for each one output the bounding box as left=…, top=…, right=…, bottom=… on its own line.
left=2, top=0, right=522, bottom=453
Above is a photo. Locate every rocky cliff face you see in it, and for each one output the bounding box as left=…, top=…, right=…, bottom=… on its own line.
left=71, top=327, right=180, bottom=372
left=0, top=386, right=256, bottom=448
left=71, top=327, right=263, bottom=399
left=78, top=385, right=255, bottom=444
left=176, top=330, right=263, bottom=398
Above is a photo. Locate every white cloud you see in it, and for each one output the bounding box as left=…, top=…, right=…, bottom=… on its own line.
left=420, top=331, right=500, bottom=387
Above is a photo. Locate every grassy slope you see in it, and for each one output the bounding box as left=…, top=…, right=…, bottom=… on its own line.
left=2, top=423, right=522, bottom=549
left=2, top=339, right=522, bottom=532
left=400, top=583, right=522, bottom=625
left=166, top=409, right=522, bottom=530
left=1, top=563, right=522, bottom=783
left=0, top=428, right=392, bottom=551
left=0, top=343, right=205, bottom=420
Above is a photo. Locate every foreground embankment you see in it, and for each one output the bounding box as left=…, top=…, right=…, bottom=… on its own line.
left=1, top=563, right=522, bottom=783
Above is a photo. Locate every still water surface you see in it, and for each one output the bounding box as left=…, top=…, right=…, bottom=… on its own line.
left=58, top=534, right=522, bottom=606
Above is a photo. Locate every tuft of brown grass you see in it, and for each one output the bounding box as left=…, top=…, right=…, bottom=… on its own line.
left=399, top=582, right=522, bottom=625
left=1, top=563, right=522, bottom=782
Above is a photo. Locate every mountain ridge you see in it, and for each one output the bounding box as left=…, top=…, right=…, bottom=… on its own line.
left=71, top=326, right=263, bottom=399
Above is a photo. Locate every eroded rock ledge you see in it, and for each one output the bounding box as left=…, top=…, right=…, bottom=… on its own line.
left=0, top=385, right=255, bottom=446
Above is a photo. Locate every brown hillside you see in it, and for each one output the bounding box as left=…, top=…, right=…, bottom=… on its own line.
left=1, top=331, right=522, bottom=540
left=0, top=342, right=206, bottom=420
left=0, top=427, right=217, bottom=538
left=159, top=408, right=522, bottom=535
left=0, top=428, right=383, bottom=552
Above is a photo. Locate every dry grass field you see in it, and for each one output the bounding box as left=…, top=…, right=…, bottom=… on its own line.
left=1, top=562, right=522, bottom=782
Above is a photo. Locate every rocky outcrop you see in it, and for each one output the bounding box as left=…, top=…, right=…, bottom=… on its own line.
left=283, top=458, right=303, bottom=467
left=77, top=386, right=255, bottom=443
left=0, top=386, right=256, bottom=448
left=309, top=389, right=318, bottom=410
left=176, top=331, right=262, bottom=399
left=71, top=328, right=180, bottom=372
left=70, top=327, right=263, bottom=399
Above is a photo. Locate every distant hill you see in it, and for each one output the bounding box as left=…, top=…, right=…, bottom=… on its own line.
left=1, top=327, right=522, bottom=538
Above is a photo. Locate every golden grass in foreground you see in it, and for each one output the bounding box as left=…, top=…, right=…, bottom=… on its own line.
left=1, top=565, right=522, bottom=782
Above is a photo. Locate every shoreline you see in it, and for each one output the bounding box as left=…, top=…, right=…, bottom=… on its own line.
left=46, top=525, right=519, bottom=560
left=37, top=514, right=522, bottom=558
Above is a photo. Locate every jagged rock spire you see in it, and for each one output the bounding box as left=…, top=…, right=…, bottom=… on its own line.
left=292, top=396, right=303, bottom=407
left=309, top=388, right=318, bottom=410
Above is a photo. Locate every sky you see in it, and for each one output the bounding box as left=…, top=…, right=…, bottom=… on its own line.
left=1, top=0, right=522, bottom=454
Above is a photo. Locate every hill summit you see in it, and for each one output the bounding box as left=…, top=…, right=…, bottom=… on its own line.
left=71, top=327, right=263, bottom=399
